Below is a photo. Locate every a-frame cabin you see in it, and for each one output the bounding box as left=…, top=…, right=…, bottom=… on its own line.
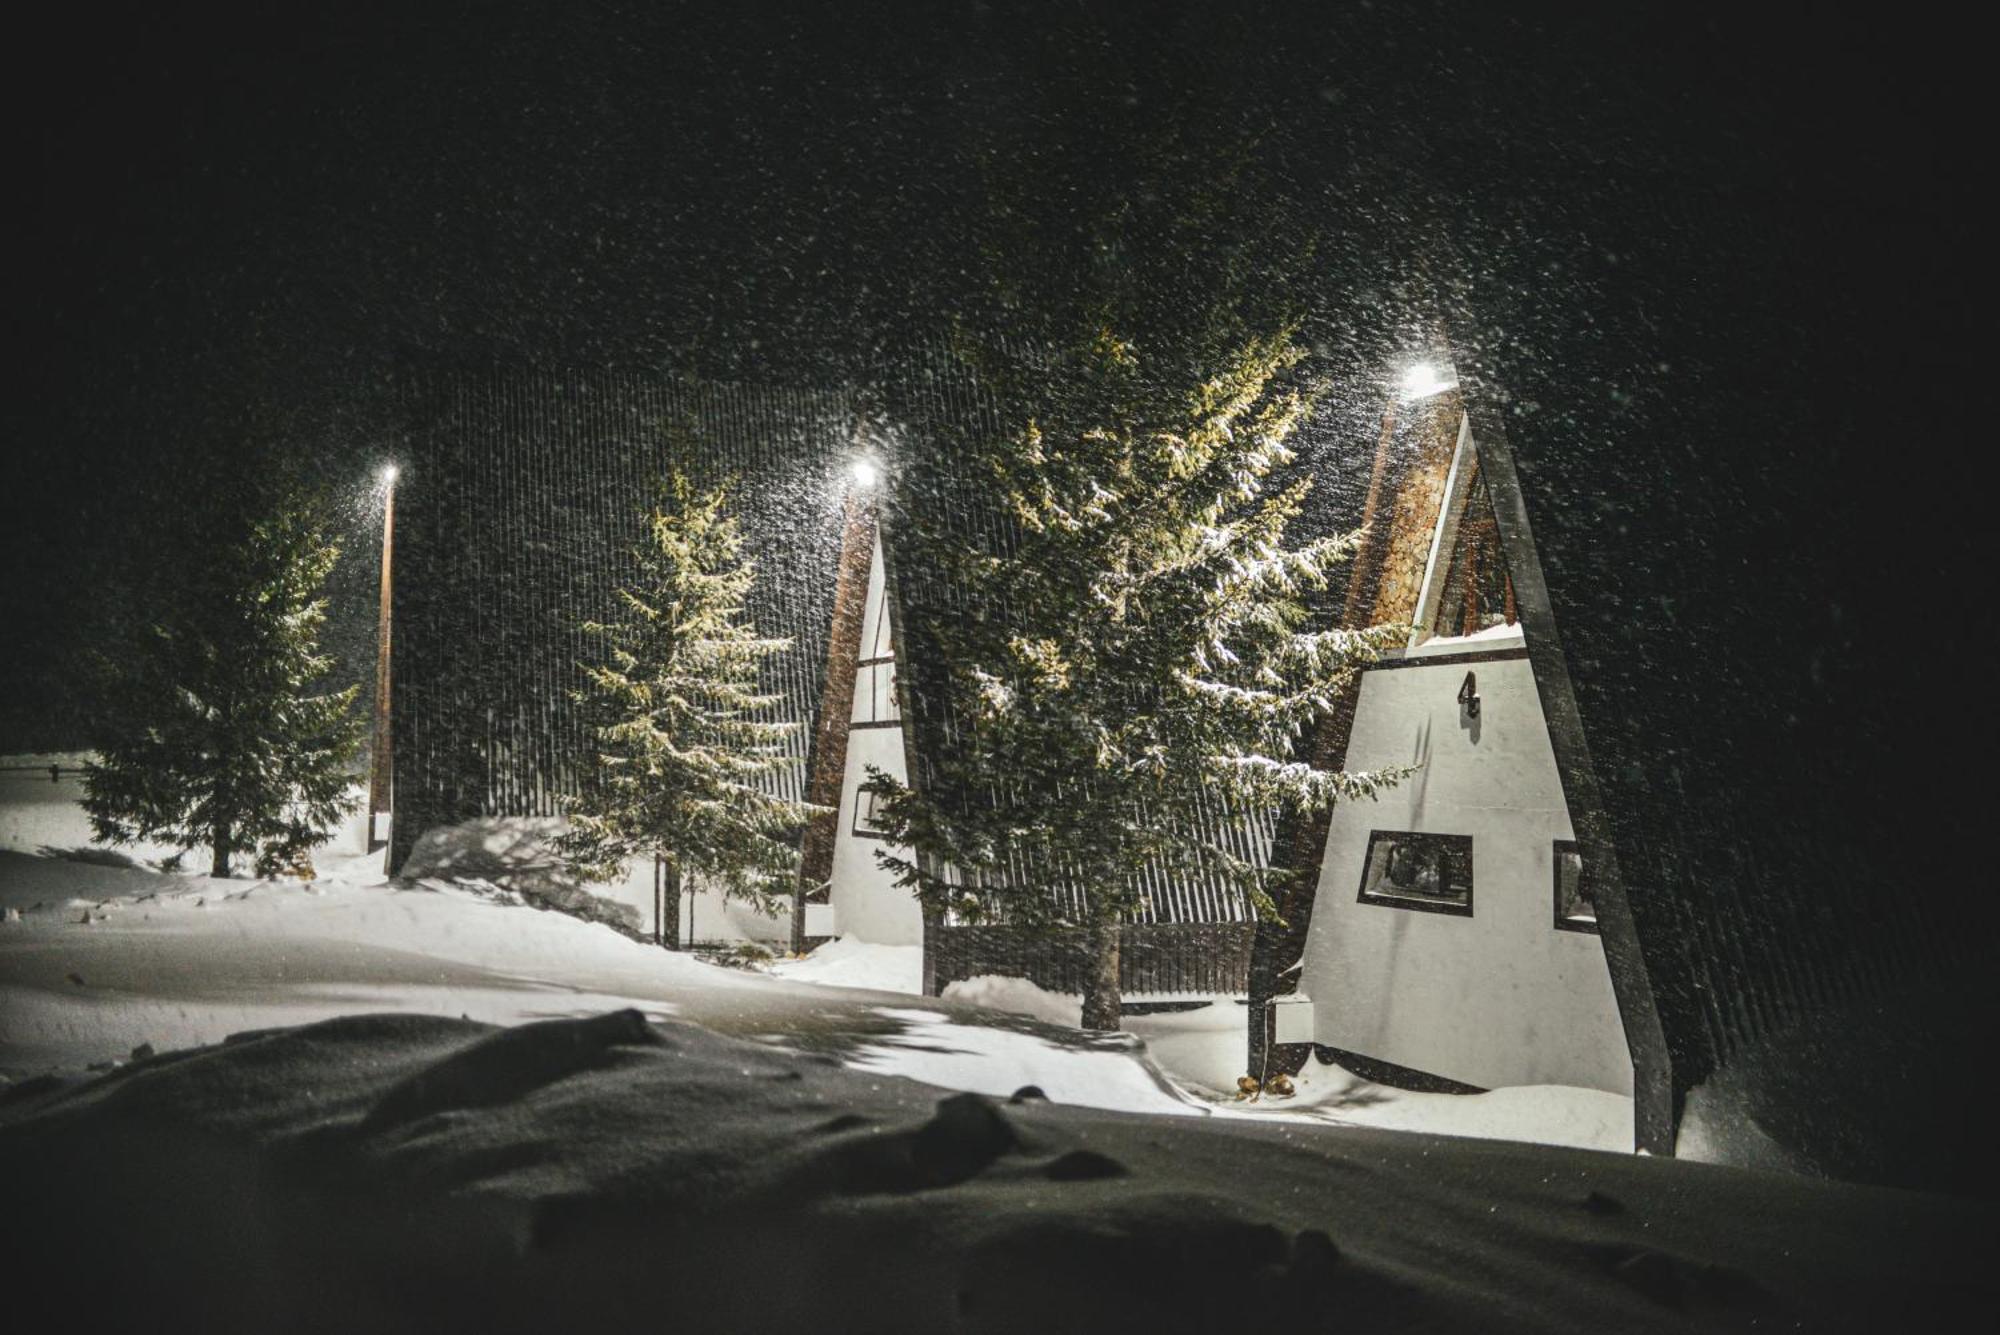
left=1262, top=361, right=1646, bottom=1114
left=818, top=513, right=923, bottom=948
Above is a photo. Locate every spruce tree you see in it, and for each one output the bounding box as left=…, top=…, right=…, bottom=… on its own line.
left=558, top=475, right=815, bottom=935
left=865, top=329, right=1410, bottom=1029
left=83, top=495, right=363, bottom=878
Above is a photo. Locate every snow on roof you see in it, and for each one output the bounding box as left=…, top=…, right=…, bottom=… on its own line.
left=1388, top=620, right=1526, bottom=662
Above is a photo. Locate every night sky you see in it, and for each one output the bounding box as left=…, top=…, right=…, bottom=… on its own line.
left=6, top=0, right=1979, bottom=778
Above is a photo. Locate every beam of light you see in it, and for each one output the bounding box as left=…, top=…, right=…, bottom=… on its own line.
left=1398, top=363, right=1458, bottom=401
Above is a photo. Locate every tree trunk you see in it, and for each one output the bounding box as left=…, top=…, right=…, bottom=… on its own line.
left=210, top=820, right=232, bottom=879
left=1245, top=916, right=1279, bottom=1078
left=660, top=858, right=682, bottom=951
left=1081, top=916, right=1122, bottom=1031
left=652, top=857, right=665, bottom=945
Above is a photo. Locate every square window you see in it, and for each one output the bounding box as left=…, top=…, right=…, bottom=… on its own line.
left=879, top=665, right=900, bottom=721
left=853, top=660, right=900, bottom=725
left=1554, top=840, right=1597, bottom=932
left=853, top=784, right=889, bottom=840
left=1356, top=831, right=1473, bottom=916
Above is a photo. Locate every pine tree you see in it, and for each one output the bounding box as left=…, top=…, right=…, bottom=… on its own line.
left=83, top=495, right=363, bottom=878
left=865, top=329, right=1410, bottom=1029
left=558, top=475, right=816, bottom=936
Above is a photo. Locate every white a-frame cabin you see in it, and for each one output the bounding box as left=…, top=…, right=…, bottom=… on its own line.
left=822, top=526, right=922, bottom=946
left=1272, top=367, right=1634, bottom=1101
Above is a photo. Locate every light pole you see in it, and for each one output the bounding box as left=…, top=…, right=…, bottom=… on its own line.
left=368, top=464, right=397, bottom=851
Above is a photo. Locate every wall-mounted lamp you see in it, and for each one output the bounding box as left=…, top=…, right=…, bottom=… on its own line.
left=1457, top=670, right=1481, bottom=719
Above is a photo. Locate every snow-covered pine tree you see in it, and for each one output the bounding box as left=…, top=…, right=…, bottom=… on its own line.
left=865, top=328, right=1410, bottom=1030
left=83, top=495, right=362, bottom=878
left=558, top=475, right=816, bottom=939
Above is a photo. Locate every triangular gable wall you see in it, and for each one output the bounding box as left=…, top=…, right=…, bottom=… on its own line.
left=821, top=531, right=923, bottom=945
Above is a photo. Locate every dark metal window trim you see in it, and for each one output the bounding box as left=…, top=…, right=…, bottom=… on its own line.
left=852, top=785, right=891, bottom=841
left=1552, top=838, right=1598, bottom=934
left=852, top=659, right=902, bottom=726
left=1355, top=830, right=1474, bottom=917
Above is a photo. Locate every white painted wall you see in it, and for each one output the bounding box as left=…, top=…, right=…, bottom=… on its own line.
left=1, top=754, right=379, bottom=865
left=605, top=860, right=794, bottom=946
left=826, top=536, right=922, bottom=945
left=1297, top=633, right=1632, bottom=1095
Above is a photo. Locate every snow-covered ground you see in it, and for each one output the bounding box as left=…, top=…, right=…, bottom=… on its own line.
left=1, top=763, right=1632, bottom=1150
left=764, top=930, right=923, bottom=993
left=787, top=955, right=1635, bottom=1147
left=3, top=766, right=1991, bottom=1331
left=4, top=1002, right=1987, bottom=1334
left=0, top=844, right=1631, bottom=1150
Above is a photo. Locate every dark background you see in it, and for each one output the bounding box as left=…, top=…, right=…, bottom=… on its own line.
left=5, top=4, right=1986, bottom=1099
left=8, top=0, right=1977, bottom=713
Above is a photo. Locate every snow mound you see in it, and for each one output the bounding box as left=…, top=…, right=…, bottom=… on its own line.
left=1676, top=982, right=1997, bottom=1198
left=359, top=1008, right=670, bottom=1132
left=943, top=974, right=1084, bottom=1027
left=854, top=1006, right=1193, bottom=1117
left=763, top=934, right=923, bottom=994
left=1284, top=1055, right=1635, bottom=1150
left=400, top=816, right=640, bottom=935
left=1, top=1010, right=1989, bottom=1333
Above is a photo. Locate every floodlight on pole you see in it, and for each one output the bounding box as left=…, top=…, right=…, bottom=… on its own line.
left=851, top=457, right=879, bottom=488
left=1398, top=362, right=1458, bottom=402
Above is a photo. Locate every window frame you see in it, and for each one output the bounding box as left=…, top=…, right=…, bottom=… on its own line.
left=851, top=782, right=892, bottom=841
left=1354, top=829, right=1475, bottom=917
left=1552, top=838, right=1598, bottom=933
left=851, top=656, right=901, bottom=728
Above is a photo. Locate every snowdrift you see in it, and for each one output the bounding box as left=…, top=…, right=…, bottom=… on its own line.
left=1677, top=981, right=1996, bottom=1198
left=2, top=1009, right=1986, bottom=1334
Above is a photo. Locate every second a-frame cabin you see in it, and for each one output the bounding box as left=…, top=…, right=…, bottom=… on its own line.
left=803, top=495, right=924, bottom=949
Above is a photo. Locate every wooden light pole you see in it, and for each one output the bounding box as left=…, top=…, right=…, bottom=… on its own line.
left=367, top=465, right=397, bottom=851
